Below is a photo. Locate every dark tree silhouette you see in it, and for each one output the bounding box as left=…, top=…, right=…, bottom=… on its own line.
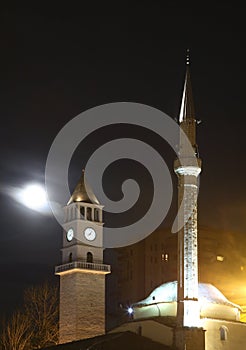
left=0, top=282, right=59, bottom=350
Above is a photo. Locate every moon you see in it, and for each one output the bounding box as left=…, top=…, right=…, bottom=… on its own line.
left=18, top=184, right=48, bottom=211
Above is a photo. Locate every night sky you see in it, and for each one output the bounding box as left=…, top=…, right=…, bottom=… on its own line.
left=0, top=4, right=246, bottom=315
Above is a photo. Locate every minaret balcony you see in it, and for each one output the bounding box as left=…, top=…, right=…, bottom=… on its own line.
left=174, top=158, right=201, bottom=177
left=55, top=260, right=111, bottom=275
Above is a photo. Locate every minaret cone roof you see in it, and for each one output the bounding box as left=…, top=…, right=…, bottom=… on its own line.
left=67, top=170, right=100, bottom=205
left=178, top=52, right=195, bottom=123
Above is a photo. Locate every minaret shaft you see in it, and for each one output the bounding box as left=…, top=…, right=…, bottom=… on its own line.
left=175, top=165, right=201, bottom=327
left=178, top=179, right=199, bottom=300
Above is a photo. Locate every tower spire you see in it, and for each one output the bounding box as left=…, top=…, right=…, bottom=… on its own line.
left=178, top=51, right=197, bottom=153
left=67, top=170, right=99, bottom=205
left=178, top=50, right=195, bottom=124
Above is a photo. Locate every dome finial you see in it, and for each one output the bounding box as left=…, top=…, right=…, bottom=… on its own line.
left=186, top=48, right=190, bottom=65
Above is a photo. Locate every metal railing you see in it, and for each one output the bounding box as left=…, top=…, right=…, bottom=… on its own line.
left=55, top=260, right=111, bottom=274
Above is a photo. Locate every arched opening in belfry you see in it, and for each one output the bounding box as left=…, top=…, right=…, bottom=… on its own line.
left=80, top=206, right=85, bottom=219
left=87, top=252, right=93, bottom=263
left=69, top=252, right=73, bottom=262
left=87, top=207, right=92, bottom=221
left=94, top=209, right=99, bottom=222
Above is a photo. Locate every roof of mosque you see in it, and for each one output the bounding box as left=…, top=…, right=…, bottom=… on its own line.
left=134, top=281, right=241, bottom=310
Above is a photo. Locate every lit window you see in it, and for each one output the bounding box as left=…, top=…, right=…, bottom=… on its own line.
left=217, top=255, right=224, bottom=262
left=161, top=253, right=169, bottom=262
left=241, top=266, right=244, bottom=271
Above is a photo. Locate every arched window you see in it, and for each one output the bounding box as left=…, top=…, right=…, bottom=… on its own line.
left=87, top=252, right=93, bottom=263
left=220, top=326, right=228, bottom=341
left=69, top=253, right=73, bottom=262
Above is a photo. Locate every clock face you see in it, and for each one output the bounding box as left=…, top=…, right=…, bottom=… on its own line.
left=66, top=228, right=74, bottom=242
left=84, top=227, right=96, bottom=241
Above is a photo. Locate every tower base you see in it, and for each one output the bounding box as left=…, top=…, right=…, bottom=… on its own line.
left=59, top=271, right=106, bottom=344
left=174, top=327, right=205, bottom=350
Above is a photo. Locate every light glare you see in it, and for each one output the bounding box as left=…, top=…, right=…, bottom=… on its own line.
left=19, top=184, right=47, bottom=210
left=128, top=307, right=134, bottom=315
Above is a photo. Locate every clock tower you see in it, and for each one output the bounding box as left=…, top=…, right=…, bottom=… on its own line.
left=55, top=170, right=111, bottom=344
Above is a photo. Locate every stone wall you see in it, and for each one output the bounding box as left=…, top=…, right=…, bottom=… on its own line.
left=59, top=271, right=105, bottom=343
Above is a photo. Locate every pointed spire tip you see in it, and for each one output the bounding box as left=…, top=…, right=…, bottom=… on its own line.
left=186, top=48, right=190, bottom=65
left=178, top=49, right=195, bottom=123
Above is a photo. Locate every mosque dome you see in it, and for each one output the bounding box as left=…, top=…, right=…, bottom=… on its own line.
left=131, top=281, right=241, bottom=322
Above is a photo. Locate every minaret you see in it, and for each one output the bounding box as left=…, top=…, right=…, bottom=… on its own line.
left=174, top=52, right=204, bottom=349
left=55, top=171, right=111, bottom=344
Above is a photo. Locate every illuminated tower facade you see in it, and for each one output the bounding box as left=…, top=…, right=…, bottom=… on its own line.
left=55, top=171, right=111, bottom=344
left=174, top=54, right=204, bottom=349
